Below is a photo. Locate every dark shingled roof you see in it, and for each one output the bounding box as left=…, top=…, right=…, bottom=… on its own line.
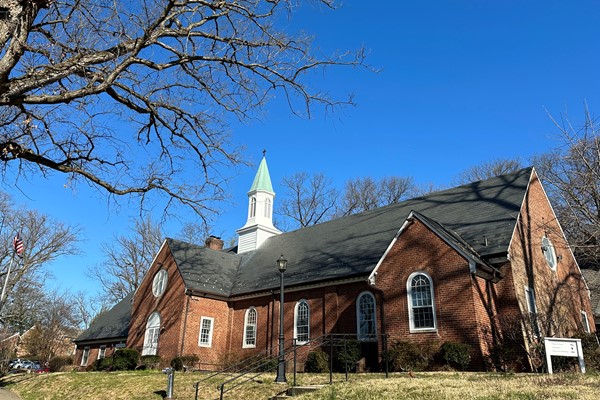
left=174, top=167, right=532, bottom=297
left=75, top=292, right=133, bottom=343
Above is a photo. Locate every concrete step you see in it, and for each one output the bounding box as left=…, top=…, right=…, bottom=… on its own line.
left=270, top=385, right=325, bottom=399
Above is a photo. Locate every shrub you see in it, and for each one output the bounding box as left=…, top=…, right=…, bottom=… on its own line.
left=486, top=341, right=525, bottom=372
left=48, top=356, right=73, bottom=372
left=384, top=341, right=437, bottom=372
left=256, top=357, right=279, bottom=372
left=170, top=357, right=184, bottom=371
left=305, top=350, right=330, bottom=373
left=140, top=355, right=161, bottom=369
left=112, top=348, right=139, bottom=371
left=180, top=354, right=199, bottom=370
left=92, top=357, right=113, bottom=371
left=332, top=340, right=361, bottom=372
left=441, top=341, right=471, bottom=370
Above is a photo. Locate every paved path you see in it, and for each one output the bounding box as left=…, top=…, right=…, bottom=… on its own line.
left=0, top=388, right=20, bottom=400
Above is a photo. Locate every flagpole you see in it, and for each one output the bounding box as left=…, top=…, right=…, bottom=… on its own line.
left=0, top=253, right=14, bottom=307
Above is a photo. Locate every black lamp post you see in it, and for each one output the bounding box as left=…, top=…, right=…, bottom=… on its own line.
left=275, top=254, right=287, bottom=383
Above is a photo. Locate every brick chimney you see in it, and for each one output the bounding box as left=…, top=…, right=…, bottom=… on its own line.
left=205, top=235, right=224, bottom=250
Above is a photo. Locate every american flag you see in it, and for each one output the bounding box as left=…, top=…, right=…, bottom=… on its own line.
left=13, top=233, right=24, bottom=258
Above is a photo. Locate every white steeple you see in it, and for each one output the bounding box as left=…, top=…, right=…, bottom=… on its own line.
left=236, top=154, right=281, bottom=253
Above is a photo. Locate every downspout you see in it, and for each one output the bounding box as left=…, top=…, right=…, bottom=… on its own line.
left=270, top=291, right=276, bottom=356
left=180, top=293, right=191, bottom=356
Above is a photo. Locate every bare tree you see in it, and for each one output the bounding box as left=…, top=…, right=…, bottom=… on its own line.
left=0, top=193, right=80, bottom=328
left=338, top=176, right=416, bottom=216
left=454, top=158, right=524, bottom=185
left=278, top=172, right=338, bottom=229
left=534, top=107, right=600, bottom=269
left=87, top=216, right=164, bottom=305
left=0, top=0, right=364, bottom=220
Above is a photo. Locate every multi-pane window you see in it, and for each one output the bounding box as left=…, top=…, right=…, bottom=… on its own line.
left=524, top=286, right=540, bottom=337
left=199, top=317, right=214, bottom=347
left=243, top=308, right=257, bottom=348
left=407, top=272, right=436, bottom=331
left=81, top=347, right=90, bottom=366
left=152, top=269, right=168, bottom=297
left=357, top=292, right=377, bottom=341
left=294, top=300, right=310, bottom=344
left=142, top=312, right=161, bottom=355
left=98, top=345, right=106, bottom=360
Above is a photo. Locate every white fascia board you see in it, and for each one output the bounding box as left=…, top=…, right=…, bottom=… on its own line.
left=132, top=238, right=169, bottom=299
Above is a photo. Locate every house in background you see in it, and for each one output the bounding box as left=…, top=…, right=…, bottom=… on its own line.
left=75, top=157, right=595, bottom=371
left=581, top=269, right=600, bottom=332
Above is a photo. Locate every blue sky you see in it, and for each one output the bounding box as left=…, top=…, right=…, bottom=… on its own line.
left=6, top=1, right=600, bottom=298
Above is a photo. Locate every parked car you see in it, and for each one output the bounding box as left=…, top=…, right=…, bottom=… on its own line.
left=8, top=358, right=26, bottom=369
left=10, top=359, right=31, bottom=369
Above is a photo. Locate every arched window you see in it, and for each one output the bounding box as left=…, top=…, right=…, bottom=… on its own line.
left=152, top=269, right=168, bottom=297
left=294, top=300, right=310, bottom=344
left=407, top=272, right=436, bottom=332
left=142, top=312, right=161, bottom=355
left=357, top=292, right=377, bottom=341
left=250, top=197, right=257, bottom=218
left=243, top=307, right=258, bottom=348
left=265, top=198, right=272, bottom=218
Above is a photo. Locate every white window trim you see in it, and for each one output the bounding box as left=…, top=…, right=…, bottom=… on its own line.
left=294, top=300, right=310, bottom=345
left=97, top=345, right=106, bottom=360
left=152, top=269, right=168, bottom=297
left=142, top=311, right=161, bottom=356
left=250, top=197, right=257, bottom=218
left=356, top=291, right=378, bottom=341
left=81, top=347, right=90, bottom=366
left=541, top=235, right=558, bottom=271
left=198, top=316, right=214, bottom=348
left=242, top=307, right=257, bottom=348
left=407, top=271, right=437, bottom=333
left=265, top=198, right=272, bottom=218
left=524, top=286, right=540, bottom=337
left=581, top=310, right=591, bottom=333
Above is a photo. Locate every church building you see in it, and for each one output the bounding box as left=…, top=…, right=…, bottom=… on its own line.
left=75, top=157, right=595, bottom=371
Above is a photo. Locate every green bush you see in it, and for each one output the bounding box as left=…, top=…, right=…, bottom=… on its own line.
left=305, top=350, right=330, bottom=373
left=92, top=357, right=113, bottom=371
left=333, top=340, right=361, bottom=372
left=441, top=341, right=471, bottom=370
left=48, top=356, right=73, bottom=372
left=170, top=357, right=184, bottom=371
left=112, top=348, right=139, bottom=371
left=140, top=355, right=161, bottom=369
left=384, top=341, right=437, bottom=372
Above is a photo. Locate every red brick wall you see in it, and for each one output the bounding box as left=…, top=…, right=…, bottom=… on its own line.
left=507, top=172, right=595, bottom=338
left=127, top=242, right=186, bottom=365
left=374, top=217, right=488, bottom=368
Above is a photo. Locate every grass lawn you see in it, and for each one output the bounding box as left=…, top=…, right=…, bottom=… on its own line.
left=1, top=370, right=599, bottom=400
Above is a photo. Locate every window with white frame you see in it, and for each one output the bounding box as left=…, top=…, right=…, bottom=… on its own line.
left=142, top=311, right=161, bottom=355
left=199, top=317, right=214, bottom=347
left=152, top=269, right=168, bottom=297
left=81, top=347, right=90, bottom=366
left=524, top=286, right=540, bottom=337
left=294, top=300, right=310, bottom=344
left=407, top=272, right=437, bottom=332
left=98, top=345, right=106, bottom=360
left=541, top=235, right=557, bottom=271
left=265, top=198, right=272, bottom=218
left=357, top=292, right=377, bottom=341
left=243, top=308, right=257, bottom=348
left=581, top=310, right=591, bottom=333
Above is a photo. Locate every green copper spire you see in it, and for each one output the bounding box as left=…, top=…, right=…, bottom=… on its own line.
left=249, top=156, right=274, bottom=193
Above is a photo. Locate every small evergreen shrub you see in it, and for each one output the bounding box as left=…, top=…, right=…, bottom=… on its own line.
left=170, top=357, right=184, bottom=371
left=92, top=357, right=113, bottom=371
left=384, top=341, right=437, bottom=372
left=140, top=355, right=161, bottom=369
left=48, top=356, right=73, bottom=372
left=112, top=348, right=139, bottom=371
left=305, top=350, right=330, bottom=373
left=441, top=341, right=471, bottom=370
left=333, top=340, right=361, bottom=372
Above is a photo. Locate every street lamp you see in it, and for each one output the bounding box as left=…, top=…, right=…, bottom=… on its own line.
left=275, top=254, right=287, bottom=383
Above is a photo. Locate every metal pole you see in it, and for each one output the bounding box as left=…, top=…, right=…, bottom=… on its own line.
left=275, top=269, right=286, bottom=382
left=293, top=339, right=297, bottom=387
left=329, top=335, right=333, bottom=385
left=0, top=255, right=15, bottom=309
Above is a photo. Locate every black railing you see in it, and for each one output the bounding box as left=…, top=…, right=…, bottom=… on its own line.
left=194, top=333, right=389, bottom=400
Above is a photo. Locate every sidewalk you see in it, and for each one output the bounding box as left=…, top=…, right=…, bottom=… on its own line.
left=0, top=388, right=20, bottom=400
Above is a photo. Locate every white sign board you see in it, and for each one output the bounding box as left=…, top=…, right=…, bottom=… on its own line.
left=543, top=337, right=585, bottom=374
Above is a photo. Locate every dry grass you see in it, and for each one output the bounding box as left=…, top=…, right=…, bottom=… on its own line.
left=1, top=370, right=599, bottom=400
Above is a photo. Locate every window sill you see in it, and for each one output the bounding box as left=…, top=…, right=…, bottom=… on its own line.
left=409, top=328, right=437, bottom=334
left=198, top=343, right=212, bottom=348
left=242, top=344, right=256, bottom=349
